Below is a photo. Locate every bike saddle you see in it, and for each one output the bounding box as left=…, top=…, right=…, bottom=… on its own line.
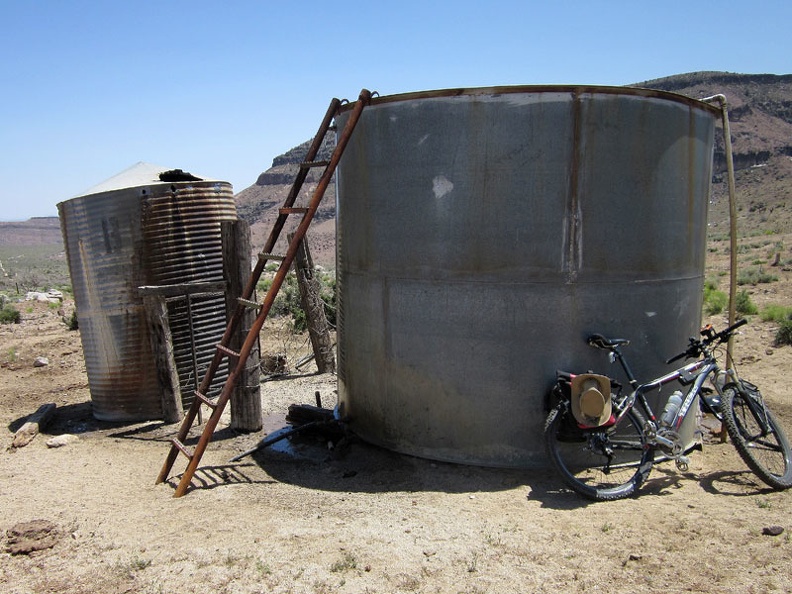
left=587, top=334, right=630, bottom=350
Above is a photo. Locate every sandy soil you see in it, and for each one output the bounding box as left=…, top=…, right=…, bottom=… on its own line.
left=1, top=281, right=792, bottom=593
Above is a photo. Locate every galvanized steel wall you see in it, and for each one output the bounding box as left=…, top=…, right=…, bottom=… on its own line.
left=335, top=86, right=718, bottom=468
left=59, top=179, right=236, bottom=421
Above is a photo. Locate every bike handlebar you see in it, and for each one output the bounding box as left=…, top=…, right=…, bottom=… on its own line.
left=665, top=318, right=748, bottom=364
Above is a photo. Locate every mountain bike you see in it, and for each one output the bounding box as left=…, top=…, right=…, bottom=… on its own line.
left=543, top=319, right=792, bottom=501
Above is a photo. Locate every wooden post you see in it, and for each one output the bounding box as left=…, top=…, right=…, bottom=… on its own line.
left=142, top=294, right=184, bottom=423
left=222, top=220, right=262, bottom=431
left=289, top=232, right=336, bottom=373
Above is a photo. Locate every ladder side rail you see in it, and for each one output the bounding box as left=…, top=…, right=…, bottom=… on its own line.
left=230, top=89, right=371, bottom=379
left=156, top=97, right=344, bottom=487
left=169, top=90, right=371, bottom=496
left=281, top=97, right=341, bottom=208
left=218, top=95, right=342, bottom=356
left=258, top=97, right=342, bottom=272
left=200, top=98, right=341, bottom=394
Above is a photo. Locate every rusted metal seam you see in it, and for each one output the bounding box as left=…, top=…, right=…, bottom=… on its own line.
left=564, top=89, right=583, bottom=283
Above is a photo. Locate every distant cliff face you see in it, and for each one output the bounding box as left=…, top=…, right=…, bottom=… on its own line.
left=0, top=217, right=62, bottom=246
left=638, top=72, right=792, bottom=171
left=636, top=72, right=792, bottom=236
left=236, top=72, right=792, bottom=266
left=234, top=137, right=338, bottom=267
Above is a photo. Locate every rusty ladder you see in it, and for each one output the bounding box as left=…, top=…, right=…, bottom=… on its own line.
left=156, top=89, right=372, bottom=497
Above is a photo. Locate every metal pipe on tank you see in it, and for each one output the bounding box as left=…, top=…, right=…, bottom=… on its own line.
left=702, top=93, right=738, bottom=367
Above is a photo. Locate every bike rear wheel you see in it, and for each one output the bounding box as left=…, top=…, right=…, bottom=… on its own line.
left=721, top=381, right=792, bottom=490
left=544, top=404, right=653, bottom=501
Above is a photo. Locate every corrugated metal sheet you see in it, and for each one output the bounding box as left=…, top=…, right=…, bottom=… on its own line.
left=59, top=166, right=236, bottom=421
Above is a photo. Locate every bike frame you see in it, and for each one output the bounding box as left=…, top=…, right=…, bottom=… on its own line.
left=608, top=349, right=719, bottom=436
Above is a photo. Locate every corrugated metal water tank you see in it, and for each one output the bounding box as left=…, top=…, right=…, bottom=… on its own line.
left=58, top=163, right=237, bottom=421
left=334, top=86, right=719, bottom=468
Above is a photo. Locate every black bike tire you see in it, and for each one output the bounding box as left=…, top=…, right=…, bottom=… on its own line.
left=543, top=404, right=653, bottom=501
left=720, top=383, right=792, bottom=490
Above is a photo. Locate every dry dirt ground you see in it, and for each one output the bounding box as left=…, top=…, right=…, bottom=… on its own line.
left=2, top=248, right=792, bottom=593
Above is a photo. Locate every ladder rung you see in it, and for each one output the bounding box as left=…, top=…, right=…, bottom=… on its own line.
left=237, top=297, right=260, bottom=309
left=194, top=390, right=218, bottom=409
left=216, top=344, right=240, bottom=359
left=258, top=252, right=286, bottom=262
left=300, top=160, right=330, bottom=169
left=279, top=207, right=309, bottom=215
left=171, top=438, right=193, bottom=460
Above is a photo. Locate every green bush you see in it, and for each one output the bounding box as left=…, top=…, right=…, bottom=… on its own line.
left=737, top=266, right=778, bottom=286
left=255, top=270, right=337, bottom=333
left=735, top=290, right=758, bottom=316
left=703, top=280, right=727, bottom=315
left=0, top=305, right=21, bottom=324
left=761, top=304, right=792, bottom=323
left=774, top=319, right=792, bottom=347
left=63, top=309, right=79, bottom=331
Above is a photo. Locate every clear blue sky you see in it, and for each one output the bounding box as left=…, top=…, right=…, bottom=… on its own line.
left=1, top=0, right=790, bottom=221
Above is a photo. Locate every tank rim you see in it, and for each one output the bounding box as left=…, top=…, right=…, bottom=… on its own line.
left=337, top=84, right=721, bottom=116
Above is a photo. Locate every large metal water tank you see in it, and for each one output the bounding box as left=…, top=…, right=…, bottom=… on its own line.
left=334, top=86, right=718, bottom=468
left=58, top=163, right=237, bottom=421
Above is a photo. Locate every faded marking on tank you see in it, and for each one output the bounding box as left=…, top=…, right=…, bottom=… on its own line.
left=432, top=175, right=454, bottom=199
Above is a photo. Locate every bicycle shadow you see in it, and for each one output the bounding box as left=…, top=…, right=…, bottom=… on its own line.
left=696, top=468, right=775, bottom=496
left=524, top=461, right=775, bottom=507
left=632, top=464, right=774, bottom=498
left=525, top=464, right=692, bottom=508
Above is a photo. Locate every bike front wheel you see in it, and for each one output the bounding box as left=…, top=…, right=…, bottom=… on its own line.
left=544, top=404, right=653, bottom=501
left=721, top=382, right=792, bottom=490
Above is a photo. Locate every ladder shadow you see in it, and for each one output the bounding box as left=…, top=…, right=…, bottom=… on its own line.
left=163, top=463, right=278, bottom=493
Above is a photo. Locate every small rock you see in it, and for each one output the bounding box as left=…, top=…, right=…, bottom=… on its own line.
left=33, top=357, right=49, bottom=367
left=762, top=526, right=784, bottom=536
left=628, top=553, right=643, bottom=561
left=46, top=434, right=79, bottom=448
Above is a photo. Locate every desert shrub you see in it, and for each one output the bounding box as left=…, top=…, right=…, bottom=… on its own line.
left=63, top=309, right=79, bottom=331
left=0, top=305, right=21, bottom=324
left=774, top=319, right=792, bottom=347
left=735, top=290, right=758, bottom=316
left=761, top=304, right=792, bottom=323
left=737, top=266, right=778, bottom=286
left=257, top=272, right=336, bottom=332
left=703, top=280, right=727, bottom=315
